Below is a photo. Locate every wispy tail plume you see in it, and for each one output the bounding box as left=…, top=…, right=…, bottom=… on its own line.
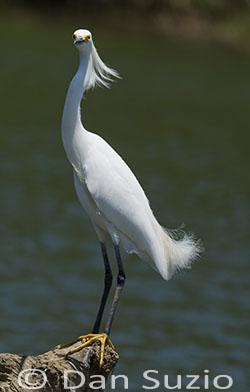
left=153, top=223, right=202, bottom=280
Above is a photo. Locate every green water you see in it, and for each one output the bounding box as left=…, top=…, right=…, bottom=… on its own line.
left=0, top=15, right=249, bottom=391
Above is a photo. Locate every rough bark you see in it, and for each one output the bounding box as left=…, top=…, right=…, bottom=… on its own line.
left=0, top=339, right=119, bottom=391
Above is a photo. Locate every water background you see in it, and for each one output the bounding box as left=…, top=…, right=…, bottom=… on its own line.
left=0, top=15, right=249, bottom=391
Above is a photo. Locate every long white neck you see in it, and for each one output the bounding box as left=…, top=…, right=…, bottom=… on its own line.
left=61, top=42, right=119, bottom=166
left=61, top=53, right=91, bottom=162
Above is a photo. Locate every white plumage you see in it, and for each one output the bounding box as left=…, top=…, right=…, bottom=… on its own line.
left=62, top=29, right=200, bottom=281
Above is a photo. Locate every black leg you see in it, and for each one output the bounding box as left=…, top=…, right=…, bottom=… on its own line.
left=104, top=243, right=126, bottom=336
left=92, top=242, right=113, bottom=334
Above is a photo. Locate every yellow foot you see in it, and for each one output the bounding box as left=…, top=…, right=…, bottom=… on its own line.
left=57, top=333, right=114, bottom=366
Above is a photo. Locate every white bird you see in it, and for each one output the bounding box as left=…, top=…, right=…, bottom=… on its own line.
left=58, top=29, right=201, bottom=365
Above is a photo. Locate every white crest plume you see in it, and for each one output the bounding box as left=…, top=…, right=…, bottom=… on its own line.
left=85, top=43, right=120, bottom=91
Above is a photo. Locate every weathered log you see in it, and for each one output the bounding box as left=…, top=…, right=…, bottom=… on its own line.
left=0, top=339, right=119, bottom=391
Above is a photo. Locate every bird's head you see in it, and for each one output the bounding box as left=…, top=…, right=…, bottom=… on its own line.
left=72, top=29, right=92, bottom=54
left=71, top=28, right=120, bottom=90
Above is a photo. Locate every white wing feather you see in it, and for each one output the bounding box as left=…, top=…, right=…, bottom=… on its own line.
left=74, top=133, right=200, bottom=280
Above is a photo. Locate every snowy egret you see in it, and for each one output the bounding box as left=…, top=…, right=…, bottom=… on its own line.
left=58, top=29, right=201, bottom=364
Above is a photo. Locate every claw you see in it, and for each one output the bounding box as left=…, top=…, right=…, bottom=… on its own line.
left=57, top=333, right=114, bottom=366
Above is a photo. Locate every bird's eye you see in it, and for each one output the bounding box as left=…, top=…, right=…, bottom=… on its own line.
left=86, top=35, right=91, bottom=41
left=72, top=34, right=77, bottom=40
